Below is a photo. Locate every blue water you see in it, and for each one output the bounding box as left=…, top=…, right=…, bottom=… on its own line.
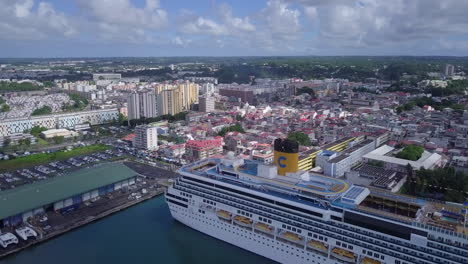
left=1, top=196, right=274, bottom=264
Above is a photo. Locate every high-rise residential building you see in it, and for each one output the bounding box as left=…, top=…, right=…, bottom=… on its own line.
left=198, top=96, right=215, bottom=112
left=201, top=83, right=215, bottom=95
left=155, top=81, right=199, bottom=115
left=127, top=91, right=157, bottom=120
left=133, top=125, right=158, bottom=150
left=444, top=64, right=455, bottom=76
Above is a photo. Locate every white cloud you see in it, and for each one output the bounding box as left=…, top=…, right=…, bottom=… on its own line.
left=178, top=4, right=255, bottom=37
left=0, top=0, right=75, bottom=40
left=77, top=0, right=168, bottom=42
left=296, top=0, right=468, bottom=48
left=180, top=17, right=227, bottom=36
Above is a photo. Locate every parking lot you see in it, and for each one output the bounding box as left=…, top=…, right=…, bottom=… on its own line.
left=0, top=149, right=127, bottom=191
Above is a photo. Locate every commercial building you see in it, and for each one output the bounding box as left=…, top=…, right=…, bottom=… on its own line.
left=185, top=137, right=223, bottom=161
left=92, top=73, right=121, bottom=81
left=127, top=91, right=157, bottom=120
left=0, top=163, right=137, bottom=227
left=363, top=145, right=444, bottom=173
left=198, top=96, right=215, bottom=112
left=40, top=128, right=79, bottom=139
left=298, top=137, right=356, bottom=171
left=133, top=125, right=158, bottom=150
left=316, top=139, right=376, bottom=178
left=0, top=109, right=119, bottom=137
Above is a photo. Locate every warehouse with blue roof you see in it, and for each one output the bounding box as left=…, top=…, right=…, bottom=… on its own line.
left=0, top=163, right=139, bottom=227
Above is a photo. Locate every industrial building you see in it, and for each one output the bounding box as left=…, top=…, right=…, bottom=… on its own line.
left=0, top=163, right=138, bottom=227
left=297, top=136, right=356, bottom=171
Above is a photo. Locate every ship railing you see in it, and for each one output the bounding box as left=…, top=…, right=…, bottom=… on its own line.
left=412, top=222, right=468, bottom=240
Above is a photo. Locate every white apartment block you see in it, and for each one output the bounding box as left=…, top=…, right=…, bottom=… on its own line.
left=0, top=109, right=119, bottom=137
left=198, top=96, right=215, bottom=112
left=133, top=125, right=158, bottom=150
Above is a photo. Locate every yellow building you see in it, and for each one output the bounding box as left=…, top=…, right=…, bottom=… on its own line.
left=298, top=137, right=356, bottom=171
left=155, top=81, right=199, bottom=115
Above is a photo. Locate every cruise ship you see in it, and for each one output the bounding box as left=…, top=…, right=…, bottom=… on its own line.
left=165, top=139, right=468, bottom=264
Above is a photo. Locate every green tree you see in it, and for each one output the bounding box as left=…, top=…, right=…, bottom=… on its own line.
left=0, top=104, right=10, bottom=112
left=395, top=145, right=424, bottom=161
left=287, top=131, right=312, bottom=146
left=218, top=124, right=245, bottom=136
left=52, top=136, right=65, bottom=144
left=30, top=126, right=48, bottom=137
left=3, top=137, right=11, bottom=148
left=32, top=106, right=52, bottom=116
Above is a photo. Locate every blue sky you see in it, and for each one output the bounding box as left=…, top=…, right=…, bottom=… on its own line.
left=1, top=0, right=468, bottom=57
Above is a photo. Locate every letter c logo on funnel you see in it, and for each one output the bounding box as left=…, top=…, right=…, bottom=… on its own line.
left=277, top=156, right=287, bottom=168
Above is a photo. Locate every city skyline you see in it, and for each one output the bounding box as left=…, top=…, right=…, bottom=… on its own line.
left=2, top=0, right=468, bottom=57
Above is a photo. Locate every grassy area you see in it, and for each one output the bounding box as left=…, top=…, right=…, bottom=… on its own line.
left=0, top=144, right=110, bottom=172
left=37, top=138, right=48, bottom=145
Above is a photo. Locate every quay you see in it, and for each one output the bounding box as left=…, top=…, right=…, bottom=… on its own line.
left=0, top=161, right=173, bottom=259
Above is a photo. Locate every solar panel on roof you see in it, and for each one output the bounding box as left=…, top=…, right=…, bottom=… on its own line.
left=343, top=186, right=365, bottom=200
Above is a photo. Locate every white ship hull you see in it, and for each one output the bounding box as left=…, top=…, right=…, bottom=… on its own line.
left=168, top=202, right=339, bottom=264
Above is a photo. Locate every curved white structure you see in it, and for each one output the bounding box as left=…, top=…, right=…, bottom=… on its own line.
left=0, top=233, right=19, bottom=248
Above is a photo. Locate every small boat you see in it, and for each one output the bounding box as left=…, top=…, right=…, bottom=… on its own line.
left=254, top=222, right=274, bottom=233
left=361, top=256, right=381, bottom=264
left=233, top=215, right=253, bottom=227
left=331, top=247, right=356, bottom=263
left=280, top=231, right=304, bottom=243
left=216, top=210, right=232, bottom=220
left=0, top=233, right=19, bottom=248
left=15, top=226, right=38, bottom=241
left=307, top=239, right=328, bottom=254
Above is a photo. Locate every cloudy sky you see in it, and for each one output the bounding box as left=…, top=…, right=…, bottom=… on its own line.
left=1, top=0, right=468, bottom=57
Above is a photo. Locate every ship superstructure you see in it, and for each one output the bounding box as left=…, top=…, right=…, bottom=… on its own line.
left=166, top=140, right=468, bottom=264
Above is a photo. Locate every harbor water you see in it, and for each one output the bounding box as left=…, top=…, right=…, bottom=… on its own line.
left=0, top=196, right=274, bottom=264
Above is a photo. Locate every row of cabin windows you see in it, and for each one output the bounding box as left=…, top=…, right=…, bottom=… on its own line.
left=259, top=216, right=272, bottom=224
left=336, top=241, right=353, bottom=250
left=198, top=209, right=205, bottom=214
left=363, top=249, right=385, bottom=260
left=181, top=192, right=192, bottom=198
left=308, top=232, right=328, bottom=242
left=237, top=209, right=252, bottom=217
left=282, top=224, right=302, bottom=234
left=202, top=199, right=216, bottom=206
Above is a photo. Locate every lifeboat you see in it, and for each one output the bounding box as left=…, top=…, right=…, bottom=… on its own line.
left=233, top=215, right=253, bottom=227
left=307, top=239, right=328, bottom=254
left=254, top=222, right=274, bottom=233
left=361, top=257, right=381, bottom=264
left=280, top=231, right=304, bottom=243
left=216, top=210, right=232, bottom=220
left=331, top=247, right=356, bottom=263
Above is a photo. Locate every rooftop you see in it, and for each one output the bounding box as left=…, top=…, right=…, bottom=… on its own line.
left=363, top=145, right=442, bottom=169
left=0, top=162, right=138, bottom=220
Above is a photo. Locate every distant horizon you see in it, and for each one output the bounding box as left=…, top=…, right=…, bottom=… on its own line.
left=1, top=55, right=468, bottom=60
